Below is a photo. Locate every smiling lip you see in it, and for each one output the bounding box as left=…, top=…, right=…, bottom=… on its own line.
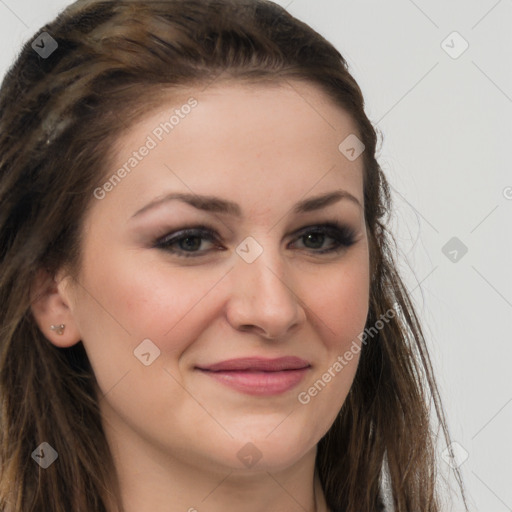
left=195, top=357, right=311, bottom=396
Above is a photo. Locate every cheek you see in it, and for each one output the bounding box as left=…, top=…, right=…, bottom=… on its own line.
left=290, top=258, right=369, bottom=441
left=79, top=247, right=228, bottom=356
left=307, top=254, right=370, bottom=350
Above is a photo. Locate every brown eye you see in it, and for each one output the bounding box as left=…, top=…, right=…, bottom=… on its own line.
left=291, top=223, right=357, bottom=254
left=154, top=226, right=222, bottom=258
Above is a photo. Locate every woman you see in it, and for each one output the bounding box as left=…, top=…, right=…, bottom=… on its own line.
left=0, top=0, right=470, bottom=511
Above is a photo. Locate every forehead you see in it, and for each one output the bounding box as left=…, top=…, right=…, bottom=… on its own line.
left=90, top=79, right=365, bottom=223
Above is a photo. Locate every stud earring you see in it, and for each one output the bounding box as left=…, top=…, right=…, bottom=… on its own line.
left=50, top=324, right=65, bottom=335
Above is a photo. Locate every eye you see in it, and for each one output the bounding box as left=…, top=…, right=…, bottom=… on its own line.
left=290, top=222, right=357, bottom=254
left=153, top=224, right=221, bottom=258
left=153, top=221, right=357, bottom=258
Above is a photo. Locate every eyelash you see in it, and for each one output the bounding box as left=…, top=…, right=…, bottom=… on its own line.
left=153, top=221, right=357, bottom=258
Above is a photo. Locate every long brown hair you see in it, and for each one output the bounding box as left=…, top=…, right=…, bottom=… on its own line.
left=0, top=1, right=469, bottom=510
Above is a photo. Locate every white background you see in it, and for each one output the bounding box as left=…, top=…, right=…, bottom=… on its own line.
left=1, top=1, right=511, bottom=510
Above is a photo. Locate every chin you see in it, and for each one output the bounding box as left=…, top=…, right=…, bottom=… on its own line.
left=219, top=426, right=320, bottom=472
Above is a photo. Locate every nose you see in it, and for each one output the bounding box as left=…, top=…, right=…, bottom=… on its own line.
left=225, top=242, right=306, bottom=340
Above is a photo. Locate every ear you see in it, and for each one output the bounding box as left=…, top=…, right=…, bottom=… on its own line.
left=30, top=267, right=82, bottom=348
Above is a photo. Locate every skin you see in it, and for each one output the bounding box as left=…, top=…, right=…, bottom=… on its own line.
left=31, top=80, right=370, bottom=512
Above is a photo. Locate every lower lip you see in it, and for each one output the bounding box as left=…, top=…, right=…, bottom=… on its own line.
left=198, top=368, right=310, bottom=396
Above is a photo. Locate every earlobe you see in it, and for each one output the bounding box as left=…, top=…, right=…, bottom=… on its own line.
left=49, top=323, right=66, bottom=335
left=30, top=268, right=82, bottom=348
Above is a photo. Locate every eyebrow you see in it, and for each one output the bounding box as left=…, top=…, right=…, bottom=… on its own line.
left=130, top=189, right=362, bottom=219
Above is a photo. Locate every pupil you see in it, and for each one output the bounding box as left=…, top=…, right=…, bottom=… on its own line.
left=305, top=233, right=324, bottom=249
left=181, top=236, right=201, bottom=250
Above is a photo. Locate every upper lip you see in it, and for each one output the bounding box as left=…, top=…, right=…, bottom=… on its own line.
left=196, top=356, right=311, bottom=372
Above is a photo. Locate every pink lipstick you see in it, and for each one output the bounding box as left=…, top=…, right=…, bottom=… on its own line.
left=196, top=356, right=311, bottom=396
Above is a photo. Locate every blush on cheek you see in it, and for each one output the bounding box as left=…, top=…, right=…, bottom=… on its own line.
left=318, top=282, right=369, bottom=348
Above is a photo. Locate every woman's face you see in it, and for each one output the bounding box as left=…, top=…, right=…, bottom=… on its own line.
left=54, top=80, right=370, bottom=473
